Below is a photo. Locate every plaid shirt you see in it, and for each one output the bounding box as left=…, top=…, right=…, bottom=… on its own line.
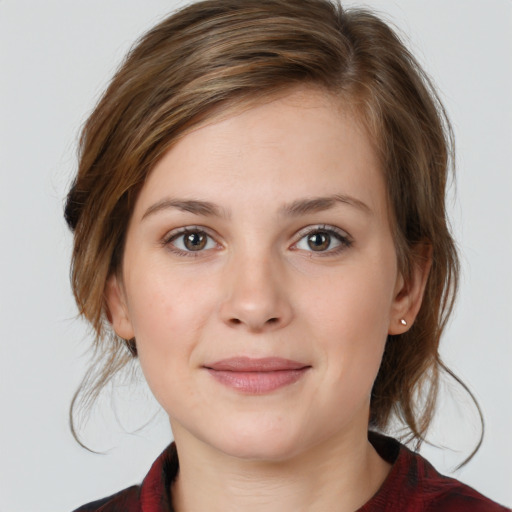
left=74, top=433, right=509, bottom=511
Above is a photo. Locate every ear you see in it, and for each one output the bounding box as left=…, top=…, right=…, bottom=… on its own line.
left=104, top=274, right=135, bottom=340
left=388, top=243, right=432, bottom=335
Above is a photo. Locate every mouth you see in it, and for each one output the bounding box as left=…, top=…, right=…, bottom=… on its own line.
left=203, top=357, right=311, bottom=394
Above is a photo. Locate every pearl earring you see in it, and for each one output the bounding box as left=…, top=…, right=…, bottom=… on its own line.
left=400, top=319, right=407, bottom=326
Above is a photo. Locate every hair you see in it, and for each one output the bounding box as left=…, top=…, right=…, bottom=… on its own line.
left=65, top=0, right=479, bottom=459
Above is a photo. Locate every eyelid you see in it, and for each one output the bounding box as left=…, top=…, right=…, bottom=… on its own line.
left=161, top=225, right=222, bottom=256
left=294, top=224, right=351, bottom=240
left=291, top=224, right=353, bottom=254
left=160, top=224, right=352, bottom=257
left=162, top=225, right=212, bottom=241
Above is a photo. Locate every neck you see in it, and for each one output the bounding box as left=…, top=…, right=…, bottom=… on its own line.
left=171, top=425, right=391, bottom=512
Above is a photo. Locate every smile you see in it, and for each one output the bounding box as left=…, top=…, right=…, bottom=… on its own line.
left=203, top=357, right=311, bottom=394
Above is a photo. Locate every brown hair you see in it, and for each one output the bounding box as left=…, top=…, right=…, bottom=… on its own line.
left=65, top=0, right=478, bottom=457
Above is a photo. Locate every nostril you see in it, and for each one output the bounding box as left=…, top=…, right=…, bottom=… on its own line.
left=228, top=317, right=279, bottom=327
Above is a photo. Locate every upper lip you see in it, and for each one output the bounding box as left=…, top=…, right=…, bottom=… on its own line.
left=204, top=357, right=310, bottom=372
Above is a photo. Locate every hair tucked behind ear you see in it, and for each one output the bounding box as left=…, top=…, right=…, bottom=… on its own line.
left=65, top=0, right=481, bottom=461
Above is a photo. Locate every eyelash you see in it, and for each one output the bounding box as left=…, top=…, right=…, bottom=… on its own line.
left=161, top=226, right=219, bottom=258
left=292, top=225, right=353, bottom=256
left=161, top=224, right=353, bottom=258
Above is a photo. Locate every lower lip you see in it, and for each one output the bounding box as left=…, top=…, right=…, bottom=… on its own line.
left=206, top=368, right=309, bottom=394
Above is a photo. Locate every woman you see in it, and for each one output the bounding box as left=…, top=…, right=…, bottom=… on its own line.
left=65, top=0, right=509, bottom=510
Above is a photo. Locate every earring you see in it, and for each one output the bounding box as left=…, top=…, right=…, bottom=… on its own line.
left=400, top=318, right=407, bottom=326
left=125, top=337, right=138, bottom=357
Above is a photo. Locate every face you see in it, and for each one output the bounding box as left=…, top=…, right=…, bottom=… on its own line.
left=107, top=88, right=420, bottom=461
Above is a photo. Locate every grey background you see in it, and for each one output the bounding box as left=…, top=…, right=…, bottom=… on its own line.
left=1, top=1, right=511, bottom=510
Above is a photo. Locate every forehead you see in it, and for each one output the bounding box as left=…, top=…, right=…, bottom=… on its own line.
left=134, top=87, right=386, bottom=219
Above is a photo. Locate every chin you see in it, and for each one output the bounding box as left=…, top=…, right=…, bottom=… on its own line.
left=220, top=438, right=300, bottom=462
left=210, top=418, right=311, bottom=462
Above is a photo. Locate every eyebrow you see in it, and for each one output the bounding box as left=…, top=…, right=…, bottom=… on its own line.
left=141, top=194, right=371, bottom=221
left=142, top=198, right=228, bottom=220
left=279, top=194, right=372, bottom=216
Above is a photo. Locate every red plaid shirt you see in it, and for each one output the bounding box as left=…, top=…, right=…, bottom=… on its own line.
left=74, top=433, right=509, bottom=511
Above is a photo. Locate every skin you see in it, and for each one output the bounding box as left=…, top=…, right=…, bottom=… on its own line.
left=106, top=87, right=430, bottom=512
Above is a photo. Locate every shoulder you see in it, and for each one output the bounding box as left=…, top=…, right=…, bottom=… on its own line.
left=72, top=485, right=141, bottom=512
left=419, top=469, right=510, bottom=512
left=71, top=442, right=178, bottom=512
left=366, top=433, right=510, bottom=512
left=400, top=446, right=510, bottom=511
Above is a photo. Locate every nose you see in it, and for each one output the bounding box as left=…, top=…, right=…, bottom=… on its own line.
left=219, top=252, right=293, bottom=333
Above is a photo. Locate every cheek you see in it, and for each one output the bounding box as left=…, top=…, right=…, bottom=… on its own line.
left=304, top=261, right=395, bottom=338
left=126, top=260, right=216, bottom=337
left=123, top=265, right=217, bottom=399
left=300, top=262, right=395, bottom=393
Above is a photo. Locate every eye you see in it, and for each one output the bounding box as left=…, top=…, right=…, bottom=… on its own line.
left=165, top=228, right=217, bottom=254
left=293, top=226, right=352, bottom=254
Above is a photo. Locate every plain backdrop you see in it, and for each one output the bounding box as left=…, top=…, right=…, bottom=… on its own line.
left=1, top=1, right=511, bottom=510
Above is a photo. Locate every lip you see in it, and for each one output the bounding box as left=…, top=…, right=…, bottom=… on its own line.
left=204, top=357, right=311, bottom=394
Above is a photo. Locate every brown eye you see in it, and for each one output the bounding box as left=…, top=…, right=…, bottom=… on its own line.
left=294, top=226, right=351, bottom=255
left=183, top=231, right=207, bottom=251
left=307, top=232, right=331, bottom=251
left=167, top=229, right=216, bottom=253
